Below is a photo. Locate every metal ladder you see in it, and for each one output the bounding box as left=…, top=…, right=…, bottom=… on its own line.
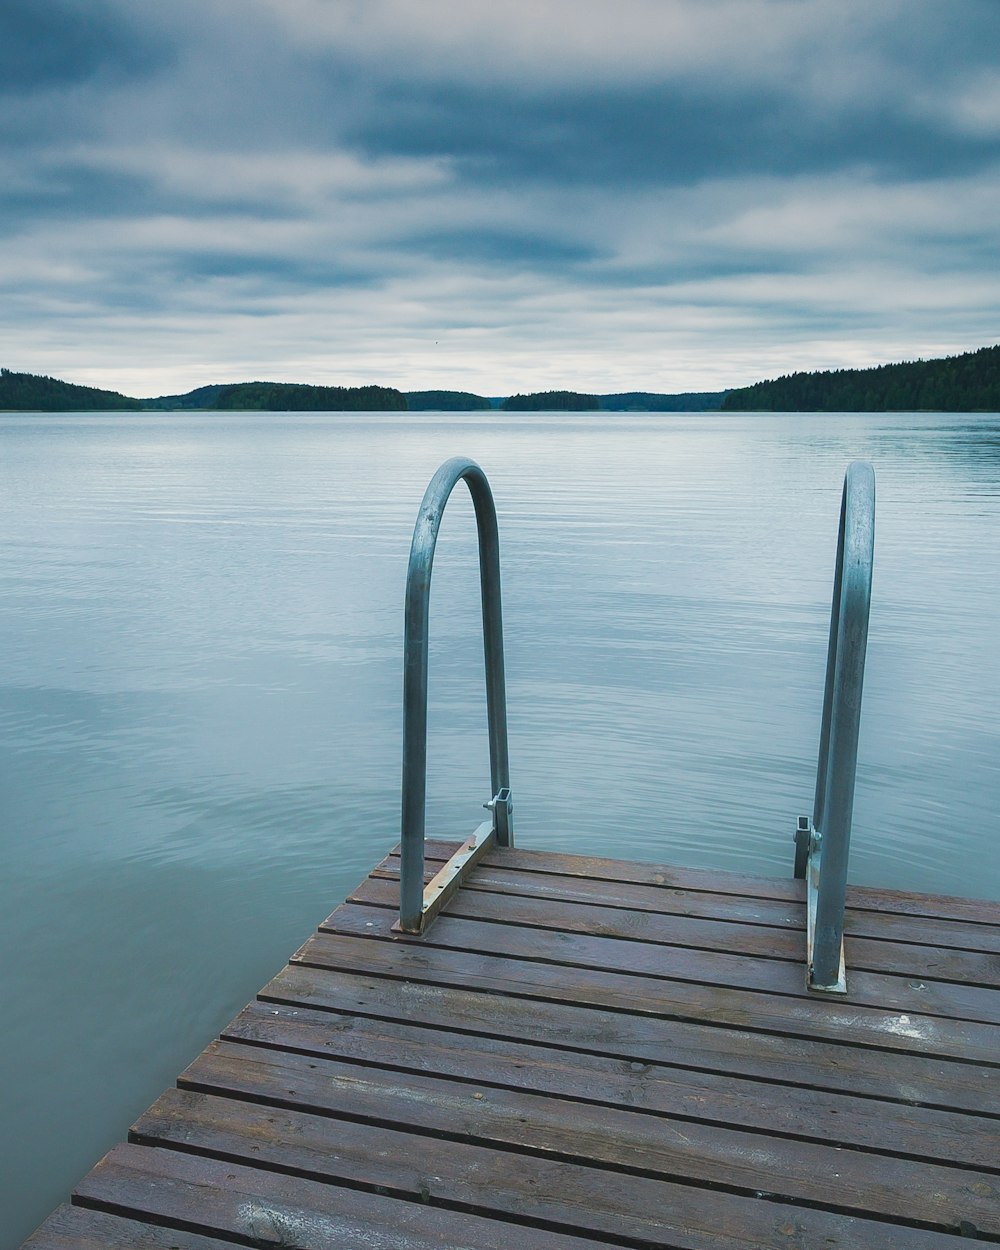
left=397, top=456, right=875, bottom=998
left=397, top=457, right=512, bottom=934
left=794, top=460, right=876, bottom=992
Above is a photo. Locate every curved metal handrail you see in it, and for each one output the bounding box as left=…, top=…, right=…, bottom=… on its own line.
left=399, top=457, right=512, bottom=933
left=796, top=460, right=875, bottom=991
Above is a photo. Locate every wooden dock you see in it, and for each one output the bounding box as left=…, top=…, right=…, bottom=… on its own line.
left=24, top=839, right=1000, bottom=1249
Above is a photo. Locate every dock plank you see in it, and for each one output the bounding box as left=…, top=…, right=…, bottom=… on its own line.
left=174, top=1039, right=1000, bottom=1234
left=133, top=1087, right=988, bottom=1250
left=21, top=1205, right=238, bottom=1250
left=296, top=923, right=1000, bottom=1059
left=461, top=844, right=1000, bottom=925
left=384, top=843, right=1000, bottom=954
left=352, top=873, right=1000, bottom=985
left=340, top=888, right=1000, bottom=1010
left=262, top=962, right=998, bottom=1111
left=22, top=843, right=1000, bottom=1250
left=73, top=1143, right=610, bottom=1250
left=224, top=998, right=1000, bottom=1169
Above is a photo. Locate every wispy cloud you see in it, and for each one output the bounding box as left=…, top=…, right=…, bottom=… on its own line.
left=1, top=0, right=997, bottom=395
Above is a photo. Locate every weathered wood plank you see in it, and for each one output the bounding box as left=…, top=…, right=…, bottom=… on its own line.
left=319, top=901, right=1000, bottom=1027
left=400, top=842, right=1000, bottom=925
left=225, top=998, right=1000, bottom=1169
left=21, top=1205, right=236, bottom=1250
left=292, top=927, right=1000, bottom=1062
left=475, top=847, right=1000, bottom=924
left=376, top=850, right=1000, bottom=954
left=351, top=875, right=1000, bottom=986
left=357, top=870, right=810, bottom=953
left=176, top=1040, right=1000, bottom=1234
left=134, top=1087, right=986, bottom=1250
left=262, top=962, right=999, bottom=1109
left=25, top=844, right=1000, bottom=1250
left=74, top=1144, right=609, bottom=1250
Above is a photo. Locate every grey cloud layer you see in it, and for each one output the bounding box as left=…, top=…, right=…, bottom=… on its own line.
left=2, top=0, right=998, bottom=393
left=0, top=0, right=170, bottom=94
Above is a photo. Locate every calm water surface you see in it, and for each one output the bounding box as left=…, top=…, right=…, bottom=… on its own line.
left=2, top=411, right=999, bottom=1243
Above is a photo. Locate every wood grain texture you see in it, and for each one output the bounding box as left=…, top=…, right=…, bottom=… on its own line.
left=172, top=1039, right=1000, bottom=1233
left=73, top=1144, right=609, bottom=1250
left=379, top=845, right=1000, bottom=953
left=351, top=873, right=1000, bottom=984
left=261, top=961, right=998, bottom=1111
left=294, top=924, right=1000, bottom=1058
left=20, top=1205, right=237, bottom=1250
left=23, top=843, right=1000, bottom=1249
left=222, top=999, right=999, bottom=1169
left=132, top=1087, right=987, bottom=1250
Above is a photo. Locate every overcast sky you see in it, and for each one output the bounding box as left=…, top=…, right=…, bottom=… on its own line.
left=3, top=0, right=999, bottom=397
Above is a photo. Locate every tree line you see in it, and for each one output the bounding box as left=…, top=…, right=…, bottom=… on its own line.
left=0, top=370, right=406, bottom=412
left=502, top=391, right=599, bottom=410
left=6, top=346, right=998, bottom=413
left=0, top=368, right=140, bottom=411
left=722, top=345, right=1000, bottom=412
left=205, top=382, right=406, bottom=410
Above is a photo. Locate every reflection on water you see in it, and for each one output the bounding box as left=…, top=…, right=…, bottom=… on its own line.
left=1, top=410, right=998, bottom=1243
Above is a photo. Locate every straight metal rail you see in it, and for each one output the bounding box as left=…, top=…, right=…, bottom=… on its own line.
left=794, top=461, right=875, bottom=992
left=398, top=457, right=513, bottom=934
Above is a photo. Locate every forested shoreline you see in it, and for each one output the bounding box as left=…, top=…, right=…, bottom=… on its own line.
left=722, top=345, right=1000, bottom=412
left=0, top=369, right=141, bottom=411
left=3, top=344, right=998, bottom=412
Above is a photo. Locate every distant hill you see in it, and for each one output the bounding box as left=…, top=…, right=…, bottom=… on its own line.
left=1, top=372, right=406, bottom=412
left=723, top=344, right=1000, bottom=412
left=0, top=368, right=140, bottom=411
left=406, top=390, right=492, bottom=411
left=600, top=391, right=726, bottom=411
left=502, top=390, right=600, bottom=411
left=405, top=391, right=728, bottom=411
left=7, top=347, right=997, bottom=415
left=500, top=390, right=727, bottom=412
left=200, top=381, right=406, bottom=411
left=142, top=384, right=229, bottom=410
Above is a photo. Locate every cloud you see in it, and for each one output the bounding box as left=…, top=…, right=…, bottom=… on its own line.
left=0, top=0, right=171, bottom=94
left=946, top=71, right=1000, bottom=138
left=391, top=227, right=601, bottom=270
left=0, top=0, right=998, bottom=394
left=268, top=1, right=938, bottom=93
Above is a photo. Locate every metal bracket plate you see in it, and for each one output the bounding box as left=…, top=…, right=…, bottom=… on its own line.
left=394, top=819, right=497, bottom=935
left=484, top=786, right=513, bottom=846
left=805, top=827, right=847, bottom=994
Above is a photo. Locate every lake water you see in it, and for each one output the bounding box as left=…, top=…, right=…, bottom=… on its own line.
left=2, top=410, right=998, bottom=1244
